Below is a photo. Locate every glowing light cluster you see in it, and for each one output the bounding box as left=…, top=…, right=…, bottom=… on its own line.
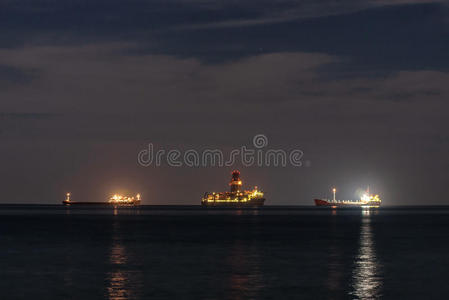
left=202, top=187, right=264, bottom=203
left=360, top=193, right=381, bottom=204
left=109, top=194, right=141, bottom=204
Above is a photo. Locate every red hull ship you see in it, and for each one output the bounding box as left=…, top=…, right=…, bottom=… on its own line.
left=314, top=188, right=381, bottom=208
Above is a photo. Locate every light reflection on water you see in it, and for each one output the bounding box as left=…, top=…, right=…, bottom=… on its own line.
left=227, top=240, right=264, bottom=300
left=326, top=210, right=344, bottom=293
left=107, top=221, right=142, bottom=300
left=350, top=210, right=383, bottom=299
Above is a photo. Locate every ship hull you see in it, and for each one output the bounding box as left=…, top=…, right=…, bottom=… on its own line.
left=202, top=198, right=265, bottom=207
left=314, top=199, right=379, bottom=208
left=62, top=200, right=140, bottom=206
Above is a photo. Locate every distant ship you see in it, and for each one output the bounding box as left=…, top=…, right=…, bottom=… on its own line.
left=314, top=188, right=381, bottom=208
left=62, top=193, right=141, bottom=206
left=202, top=170, right=266, bottom=207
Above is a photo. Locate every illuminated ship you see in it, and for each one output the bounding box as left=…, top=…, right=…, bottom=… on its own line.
left=62, top=193, right=141, bottom=206
left=314, top=188, right=381, bottom=208
left=202, top=170, right=266, bottom=207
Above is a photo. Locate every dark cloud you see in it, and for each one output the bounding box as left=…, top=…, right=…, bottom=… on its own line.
left=0, top=64, right=36, bottom=86
left=0, top=1, right=447, bottom=71
left=154, top=3, right=448, bottom=71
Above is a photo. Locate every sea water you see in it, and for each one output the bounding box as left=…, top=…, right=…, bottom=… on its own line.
left=1, top=205, right=448, bottom=299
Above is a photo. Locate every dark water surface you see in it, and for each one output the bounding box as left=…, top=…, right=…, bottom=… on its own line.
left=1, top=205, right=449, bottom=299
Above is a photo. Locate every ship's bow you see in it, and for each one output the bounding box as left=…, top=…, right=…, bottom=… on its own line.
left=314, top=199, right=330, bottom=206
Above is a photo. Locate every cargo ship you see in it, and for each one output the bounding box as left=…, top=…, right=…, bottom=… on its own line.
left=314, top=188, right=381, bottom=208
left=62, top=193, right=141, bottom=206
left=202, top=170, right=265, bottom=207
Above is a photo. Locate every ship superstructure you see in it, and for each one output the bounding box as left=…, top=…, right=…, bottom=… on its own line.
left=314, top=188, right=381, bottom=208
left=202, top=170, right=265, bottom=207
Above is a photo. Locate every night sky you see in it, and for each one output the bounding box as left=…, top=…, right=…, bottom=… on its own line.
left=0, top=0, right=448, bottom=204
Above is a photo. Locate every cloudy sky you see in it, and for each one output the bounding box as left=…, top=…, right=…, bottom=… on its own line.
left=0, top=0, right=448, bottom=204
